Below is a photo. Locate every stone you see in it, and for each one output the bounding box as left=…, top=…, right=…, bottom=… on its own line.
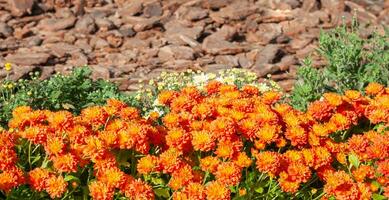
left=248, top=23, right=282, bottom=44
left=280, top=19, right=306, bottom=36
left=106, top=31, right=123, bottom=48
left=90, top=65, right=111, bottom=79
left=237, top=53, right=253, bottom=68
left=47, top=42, right=81, bottom=57
left=278, top=79, right=295, bottom=91
left=105, top=53, right=131, bottom=66
left=203, top=64, right=232, bottom=72
left=288, top=35, right=313, bottom=51
left=13, top=27, right=32, bottom=39
left=90, top=37, right=109, bottom=49
left=164, top=21, right=203, bottom=45
left=185, top=7, right=208, bottom=21
left=117, top=1, right=143, bottom=16
left=158, top=45, right=195, bottom=62
left=143, top=2, right=163, bottom=17
left=252, top=63, right=280, bottom=77
left=202, top=38, right=244, bottom=55
left=67, top=52, right=88, bottom=66
left=75, top=15, right=96, bottom=34
left=8, top=0, right=35, bottom=17
left=95, top=18, right=115, bottom=31
left=122, top=16, right=160, bottom=32
left=0, top=22, right=13, bottom=38
left=255, top=45, right=283, bottom=65
left=119, top=25, right=136, bottom=37
left=260, top=9, right=295, bottom=23
left=74, top=39, right=92, bottom=54
left=302, top=0, right=319, bottom=12
left=122, top=37, right=150, bottom=49
left=38, top=17, right=77, bottom=31
left=202, top=0, right=233, bottom=9
left=278, top=55, right=297, bottom=71
left=6, top=52, right=51, bottom=66
left=163, top=59, right=193, bottom=70
left=26, top=36, right=43, bottom=47
left=215, top=55, right=239, bottom=67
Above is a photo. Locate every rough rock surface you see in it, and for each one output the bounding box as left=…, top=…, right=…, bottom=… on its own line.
left=0, top=0, right=388, bottom=91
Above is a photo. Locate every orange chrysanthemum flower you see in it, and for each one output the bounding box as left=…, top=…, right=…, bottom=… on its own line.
left=119, top=107, right=140, bottom=120
left=365, top=82, right=384, bottom=96
left=0, top=148, right=17, bottom=171
left=121, top=178, right=155, bottom=200
left=215, top=162, right=242, bottom=186
left=234, top=152, right=252, bottom=168
left=215, top=139, right=242, bottom=159
left=323, top=93, right=343, bottom=107
left=324, top=171, right=360, bottom=200
left=205, top=81, right=222, bottom=95
left=45, top=175, right=68, bottom=199
left=255, top=151, right=281, bottom=177
left=81, top=106, right=109, bottom=127
left=45, top=136, right=66, bottom=156
left=278, top=172, right=301, bottom=193
left=344, top=90, right=362, bottom=101
left=158, top=90, right=179, bottom=105
left=206, top=181, right=231, bottom=200
left=173, top=182, right=206, bottom=200
left=89, top=181, right=115, bottom=200
left=352, top=165, right=374, bottom=182
left=47, top=110, right=74, bottom=130
left=158, top=148, right=184, bottom=174
left=285, top=125, right=308, bottom=147
left=137, top=155, right=158, bottom=174
left=96, top=167, right=126, bottom=189
left=210, top=117, right=236, bottom=141
left=200, top=156, right=220, bottom=173
left=238, top=118, right=259, bottom=140
left=166, top=128, right=192, bottom=152
left=106, top=99, right=127, bottom=115
left=312, top=147, right=333, bottom=170
left=28, top=168, right=52, bottom=191
left=261, top=91, right=281, bottom=105
left=256, top=124, right=280, bottom=144
left=0, top=167, right=25, bottom=192
left=307, top=100, right=334, bottom=121
left=52, top=152, right=79, bottom=173
left=376, top=159, right=389, bottom=177
left=168, top=165, right=194, bottom=190
left=191, top=130, right=215, bottom=152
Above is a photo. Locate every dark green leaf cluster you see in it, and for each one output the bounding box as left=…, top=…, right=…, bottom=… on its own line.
left=0, top=67, right=130, bottom=127
left=291, top=22, right=389, bottom=110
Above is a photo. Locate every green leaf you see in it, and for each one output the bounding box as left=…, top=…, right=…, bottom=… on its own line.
left=31, top=155, right=41, bottom=165
left=254, top=186, right=264, bottom=194
left=372, top=194, right=387, bottom=200
left=64, top=175, right=80, bottom=183
left=151, top=177, right=165, bottom=186
left=154, top=188, right=170, bottom=198
left=348, top=153, right=360, bottom=168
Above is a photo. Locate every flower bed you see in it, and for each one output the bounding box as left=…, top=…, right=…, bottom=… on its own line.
left=0, top=81, right=388, bottom=199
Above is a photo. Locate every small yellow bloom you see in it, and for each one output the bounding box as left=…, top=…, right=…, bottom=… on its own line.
left=7, top=83, right=14, bottom=89
left=27, top=91, right=32, bottom=96
left=4, top=63, right=12, bottom=71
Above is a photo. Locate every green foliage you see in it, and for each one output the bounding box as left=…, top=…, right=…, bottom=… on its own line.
left=0, top=67, right=129, bottom=127
left=291, top=22, right=389, bottom=110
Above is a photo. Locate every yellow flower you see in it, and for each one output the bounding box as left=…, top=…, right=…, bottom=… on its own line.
left=7, top=83, right=13, bottom=89
left=5, top=63, right=12, bottom=71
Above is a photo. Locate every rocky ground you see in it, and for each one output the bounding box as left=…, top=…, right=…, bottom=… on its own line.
left=0, top=0, right=388, bottom=91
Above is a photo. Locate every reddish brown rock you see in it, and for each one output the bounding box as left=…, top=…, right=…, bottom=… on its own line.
left=8, top=0, right=34, bottom=16
left=6, top=52, right=51, bottom=66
